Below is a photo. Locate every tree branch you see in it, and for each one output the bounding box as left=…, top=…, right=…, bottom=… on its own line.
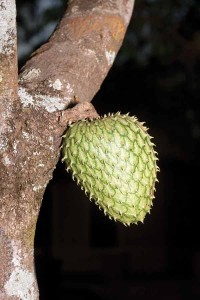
left=19, top=0, right=134, bottom=107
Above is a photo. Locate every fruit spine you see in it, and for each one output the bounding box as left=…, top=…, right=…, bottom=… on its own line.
left=62, top=113, right=159, bottom=226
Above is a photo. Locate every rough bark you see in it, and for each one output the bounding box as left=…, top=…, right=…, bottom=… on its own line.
left=0, top=0, right=134, bottom=299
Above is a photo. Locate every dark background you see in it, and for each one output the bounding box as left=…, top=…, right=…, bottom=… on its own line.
left=17, top=0, right=200, bottom=299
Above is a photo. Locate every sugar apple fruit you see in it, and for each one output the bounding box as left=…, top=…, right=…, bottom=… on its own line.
left=62, top=113, right=159, bottom=226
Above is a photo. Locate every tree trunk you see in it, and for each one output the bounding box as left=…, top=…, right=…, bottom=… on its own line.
left=0, top=0, right=134, bottom=298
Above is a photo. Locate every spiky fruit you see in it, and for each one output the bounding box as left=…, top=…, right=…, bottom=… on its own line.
left=62, top=113, right=158, bottom=226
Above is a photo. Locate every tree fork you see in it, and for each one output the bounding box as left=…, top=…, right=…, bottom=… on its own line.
left=0, top=0, right=134, bottom=298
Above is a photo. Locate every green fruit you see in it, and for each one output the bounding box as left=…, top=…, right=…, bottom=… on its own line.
left=62, top=113, right=159, bottom=226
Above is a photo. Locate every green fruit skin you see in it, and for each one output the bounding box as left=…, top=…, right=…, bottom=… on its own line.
left=62, top=113, right=158, bottom=226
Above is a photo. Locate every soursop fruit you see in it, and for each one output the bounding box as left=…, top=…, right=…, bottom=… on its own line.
left=62, top=113, right=158, bottom=226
